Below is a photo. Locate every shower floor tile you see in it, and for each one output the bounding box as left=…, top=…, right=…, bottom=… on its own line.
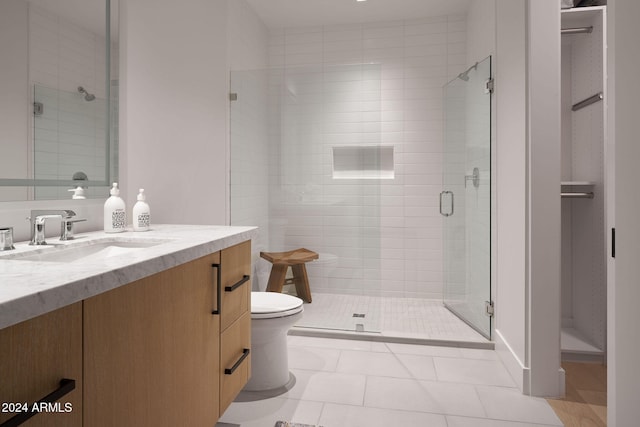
left=293, top=293, right=488, bottom=345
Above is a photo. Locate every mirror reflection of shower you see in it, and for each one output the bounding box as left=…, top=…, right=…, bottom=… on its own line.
left=457, top=62, right=478, bottom=81
left=77, top=86, right=95, bottom=101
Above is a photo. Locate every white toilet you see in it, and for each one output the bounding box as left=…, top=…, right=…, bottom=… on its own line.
left=244, top=291, right=303, bottom=391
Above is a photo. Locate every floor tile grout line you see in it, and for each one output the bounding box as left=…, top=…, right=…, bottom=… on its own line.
left=443, top=413, right=565, bottom=427
left=388, top=343, right=423, bottom=380
left=362, top=374, right=368, bottom=407
left=470, top=383, right=490, bottom=419
left=315, top=401, right=326, bottom=427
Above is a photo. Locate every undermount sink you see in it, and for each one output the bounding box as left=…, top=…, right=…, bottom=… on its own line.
left=5, top=238, right=170, bottom=263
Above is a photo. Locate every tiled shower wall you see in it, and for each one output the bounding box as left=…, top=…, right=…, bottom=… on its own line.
left=264, top=15, right=469, bottom=299
left=265, top=63, right=384, bottom=296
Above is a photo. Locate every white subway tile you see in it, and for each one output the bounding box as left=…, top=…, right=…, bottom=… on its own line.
left=254, top=14, right=471, bottom=300
left=447, top=31, right=467, bottom=44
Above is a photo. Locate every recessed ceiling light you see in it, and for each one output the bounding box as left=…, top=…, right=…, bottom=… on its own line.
left=356, top=0, right=367, bottom=2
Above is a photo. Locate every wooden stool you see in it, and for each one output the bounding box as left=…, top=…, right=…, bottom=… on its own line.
left=260, top=248, right=319, bottom=303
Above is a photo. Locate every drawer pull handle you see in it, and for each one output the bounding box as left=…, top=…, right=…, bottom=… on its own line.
left=211, top=264, right=221, bottom=315
left=225, top=275, right=250, bottom=292
left=0, top=378, right=75, bottom=427
left=224, top=348, right=250, bottom=375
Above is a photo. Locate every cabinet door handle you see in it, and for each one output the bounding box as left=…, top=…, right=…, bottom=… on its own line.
left=224, top=348, right=250, bottom=375
left=211, top=263, right=221, bottom=315
left=225, top=275, right=250, bottom=292
left=0, top=378, right=75, bottom=427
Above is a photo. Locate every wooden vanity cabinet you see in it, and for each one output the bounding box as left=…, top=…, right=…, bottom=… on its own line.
left=0, top=302, right=83, bottom=427
left=83, top=240, right=252, bottom=426
left=83, top=252, right=221, bottom=426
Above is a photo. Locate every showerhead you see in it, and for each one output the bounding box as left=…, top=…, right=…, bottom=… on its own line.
left=77, top=86, right=95, bottom=101
left=456, top=62, right=478, bottom=82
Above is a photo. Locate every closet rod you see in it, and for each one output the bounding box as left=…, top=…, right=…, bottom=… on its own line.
left=561, top=192, right=594, bottom=199
left=572, top=92, right=603, bottom=112
left=561, top=26, right=593, bottom=35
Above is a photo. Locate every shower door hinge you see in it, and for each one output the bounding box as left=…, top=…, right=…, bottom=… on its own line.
left=485, top=300, right=494, bottom=317
left=33, top=102, right=44, bottom=116
left=229, top=93, right=238, bottom=101
left=485, top=78, right=494, bottom=94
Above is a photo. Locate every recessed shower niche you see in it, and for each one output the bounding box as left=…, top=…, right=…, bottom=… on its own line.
left=331, top=145, right=394, bottom=180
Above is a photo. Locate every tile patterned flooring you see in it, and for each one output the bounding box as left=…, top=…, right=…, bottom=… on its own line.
left=217, top=335, right=564, bottom=427
left=292, top=293, right=488, bottom=345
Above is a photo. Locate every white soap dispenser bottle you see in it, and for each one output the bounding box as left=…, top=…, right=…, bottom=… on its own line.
left=132, top=189, right=151, bottom=232
left=104, top=182, right=126, bottom=233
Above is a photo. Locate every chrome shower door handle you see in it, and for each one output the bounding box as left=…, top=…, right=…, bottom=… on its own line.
left=439, top=191, right=454, bottom=217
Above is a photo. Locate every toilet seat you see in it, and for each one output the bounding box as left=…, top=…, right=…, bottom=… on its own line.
left=251, top=292, right=303, bottom=319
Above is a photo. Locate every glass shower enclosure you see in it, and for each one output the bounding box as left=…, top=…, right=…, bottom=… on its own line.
left=441, top=56, right=492, bottom=339
left=230, top=64, right=384, bottom=334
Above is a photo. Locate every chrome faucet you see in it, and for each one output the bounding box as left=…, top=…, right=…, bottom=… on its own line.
left=0, top=227, right=15, bottom=251
left=28, top=210, right=77, bottom=245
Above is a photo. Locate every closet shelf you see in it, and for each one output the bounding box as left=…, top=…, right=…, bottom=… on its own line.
left=561, top=192, right=594, bottom=199
left=561, top=181, right=596, bottom=186
left=561, top=182, right=595, bottom=199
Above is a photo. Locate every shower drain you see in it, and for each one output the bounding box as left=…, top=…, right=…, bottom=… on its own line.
left=352, top=313, right=365, bottom=318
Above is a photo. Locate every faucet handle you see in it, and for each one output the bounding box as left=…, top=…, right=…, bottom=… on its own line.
left=0, top=227, right=15, bottom=251
left=60, top=218, right=87, bottom=241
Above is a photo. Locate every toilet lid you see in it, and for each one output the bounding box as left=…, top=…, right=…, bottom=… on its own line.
left=251, top=292, right=304, bottom=319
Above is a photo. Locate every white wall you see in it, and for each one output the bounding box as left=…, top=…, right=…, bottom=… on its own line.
left=493, top=0, right=563, bottom=398
left=467, top=0, right=496, bottom=65
left=526, top=0, right=562, bottom=397
left=610, top=0, right=640, bottom=424
left=121, top=0, right=229, bottom=225
left=227, top=0, right=269, bottom=72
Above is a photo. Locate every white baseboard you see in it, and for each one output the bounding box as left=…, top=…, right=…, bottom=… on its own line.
left=494, top=329, right=527, bottom=392
left=495, top=329, right=567, bottom=398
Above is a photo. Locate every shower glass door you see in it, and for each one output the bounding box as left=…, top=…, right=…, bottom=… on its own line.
left=441, top=56, right=492, bottom=339
left=230, top=64, right=384, bottom=334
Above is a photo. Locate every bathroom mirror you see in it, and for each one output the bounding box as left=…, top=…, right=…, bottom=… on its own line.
left=0, top=0, right=118, bottom=201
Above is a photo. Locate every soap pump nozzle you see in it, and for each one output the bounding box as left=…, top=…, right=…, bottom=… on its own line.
left=68, top=186, right=86, bottom=199
left=110, top=182, right=120, bottom=196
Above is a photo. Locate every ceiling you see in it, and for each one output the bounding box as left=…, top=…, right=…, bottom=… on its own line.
left=245, top=0, right=473, bottom=30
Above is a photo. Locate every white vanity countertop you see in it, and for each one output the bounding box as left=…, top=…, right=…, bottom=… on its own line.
left=0, top=224, right=258, bottom=330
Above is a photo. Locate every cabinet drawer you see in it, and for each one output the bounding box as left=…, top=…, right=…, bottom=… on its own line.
left=220, top=240, right=251, bottom=330
left=219, top=312, right=251, bottom=414
left=0, top=303, right=82, bottom=427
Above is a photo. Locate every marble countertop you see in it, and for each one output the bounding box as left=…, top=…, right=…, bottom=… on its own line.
left=0, top=224, right=258, bottom=330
